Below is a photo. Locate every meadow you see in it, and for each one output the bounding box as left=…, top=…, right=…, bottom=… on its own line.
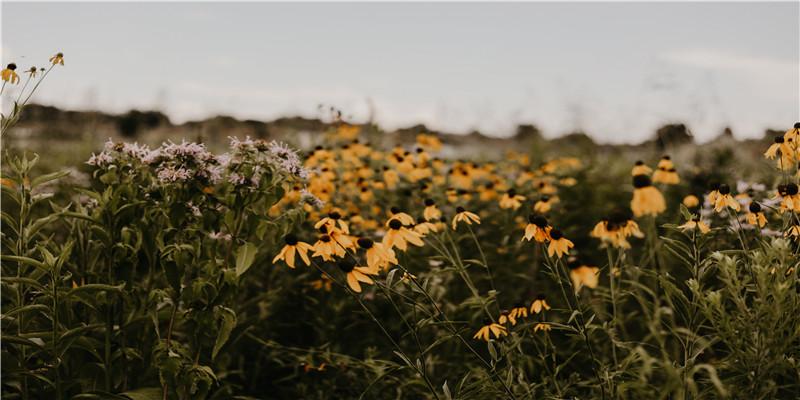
left=2, top=54, right=800, bottom=400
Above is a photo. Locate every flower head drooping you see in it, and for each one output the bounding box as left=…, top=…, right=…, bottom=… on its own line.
left=683, top=195, right=700, bottom=208
left=413, top=217, right=439, bottom=235
left=533, top=323, right=552, bottom=333
left=338, top=261, right=378, bottom=293
left=315, top=210, right=350, bottom=234
left=523, top=213, right=551, bottom=242
left=530, top=292, right=551, bottom=314
left=509, top=302, right=528, bottom=319
left=1, top=63, right=19, bottom=84
left=631, top=174, right=666, bottom=217
left=387, top=206, right=415, bottom=226
left=499, top=189, right=526, bottom=210
left=312, top=234, right=344, bottom=261
left=383, top=218, right=424, bottom=251
left=423, top=198, right=441, bottom=221
left=746, top=202, right=768, bottom=227
left=24, top=66, right=37, bottom=78
left=678, top=216, right=711, bottom=234
left=357, top=237, right=398, bottom=272
left=49, top=52, right=65, bottom=66
left=273, top=234, right=314, bottom=268
left=568, top=257, right=599, bottom=293
left=546, top=228, right=574, bottom=258
left=499, top=310, right=516, bottom=325
left=775, top=183, right=800, bottom=213
left=452, top=207, right=481, bottom=230
left=631, top=160, right=652, bottom=176
left=714, top=184, right=741, bottom=212
left=473, top=318, right=507, bottom=341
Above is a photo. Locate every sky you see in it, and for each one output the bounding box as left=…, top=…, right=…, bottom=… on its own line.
left=2, top=1, right=798, bottom=144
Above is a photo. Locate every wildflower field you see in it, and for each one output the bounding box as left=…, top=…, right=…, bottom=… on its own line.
left=2, top=54, right=800, bottom=400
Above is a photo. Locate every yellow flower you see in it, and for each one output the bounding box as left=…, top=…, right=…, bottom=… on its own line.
left=713, top=184, right=740, bottom=212
left=387, top=207, right=415, bottom=226
left=652, top=168, right=679, bottom=184
left=764, top=135, right=794, bottom=160
left=338, top=261, right=378, bottom=293
left=413, top=218, right=439, bottom=235
left=452, top=207, right=481, bottom=230
left=383, top=219, right=424, bottom=251
left=631, top=161, right=652, bottom=176
left=315, top=210, right=350, bottom=234
left=312, top=234, right=344, bottom=261
left=786, top=225, right=800, bottom=240
left=499, top=310, right=516, bottom=326
left=509, top=303, right=528, bottom=319
left=745, top=202, right=767, bottom=227
left=568, top=259, right=599, bottom=292
left=473, top=318, right=507, bottom=341
left=631, top=175, right=666, bottom=217
left=533, top=196, right=553, bottom=213
left=657, top=155, right=674, bottom=170
left=682, top=195, right=700, bottom=208
left=49, top=52, right=65, bottom=66
left=272, top=234, right=314, bottom=268
left=24, top=66, right=37, bottom=78
left=776, top=183, right=800, bottom=213
left=357, top=237, right=398, bottom=271
left=678, top=217, right=711, bottom=234
left=530, top=292, right=551, bottom=314
left=523, top=213, right=551, bottom=242
left=533, top=323, right=552, bottom=333
left=423, top=199, right=442, bottom=221
left=1, top=63, right=19, bottom=84
left=498, top=189, right=526, bottom=210
left=546, top=228, right=573, bottom=258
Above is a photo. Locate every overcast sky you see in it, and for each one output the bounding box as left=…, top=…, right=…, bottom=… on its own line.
left=2, top=1, right=798, bottom=143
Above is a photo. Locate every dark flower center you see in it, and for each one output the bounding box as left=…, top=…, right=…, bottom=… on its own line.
left=632, top=174, right=652, bottom=188
left=502, top=310, right=510, bottom=316
left=284, top=234, right=299, bottom=245
left=390, top=206, right=401, bottom=214
left=536, top=292, right=546, bottom=300
left=357, top=237, right=373, bottom=249
left=778, top=184, right=788, bottom=196
left=749, top=202, right=761, bottom=213
left=329, top=211, right=341, bottom=219
left=7, top=63, right=16, bottom=70
left=320, top=235, right=331, bottom=242
left=787, top=183, right=799, bottom=195
left=709, top=180, right=720, bottom=191
left=338, top=261, right=354, bottom=273
left=662, top=155, right=671, bottom=160
left=549, top=228, right=563, bottom=240
left=513, top=302, right=523, bottom=309
left=507, top=188, right=516, bottom=197
left=456, top=206, right=466, bottom=213
left=482, top=318, right=491, bottom=326
left=529, top=214, right=548, bottom=228
left=795, top=122, right=800, bottom=129
left=417, top=217, right=426, bottom=224
left=775, top=136, right=785, bottom=143
left=424, top=198, right=435, bottom=206
left=718, top=184, right=731, bottom=195
left=635, top=160, right=644, bottom=165
left=318, top=225, right=329, bottom=234
left=608, top=209, right=630, bottom=225
left=388, top=219, right=402, bottom=230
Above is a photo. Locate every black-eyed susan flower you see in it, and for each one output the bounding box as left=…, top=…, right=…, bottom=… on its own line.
left=746, top=202, right=768, bottom=227
left=388, top=206, right=415, bottom=226
left=473, top=318, right=507, bottom=341
left=533, top=196, right=554, bottom=213
left=568, top=258, right=599, bottom=292
left=657, top=155, right=674, bottom=170
left=786, top=225, right=800, bottom=240
left=338, top=261, right=378, bottom=293
left=530, top=292, right=551, bottom=314
left=509, top=302, right=528, bottom=319
left=273, top=234, right=314, bottom=268
left=357, top=237, right=398, bottom=271
left=1, top=63, right=19, bottom=84
left=308, top=274, right=334, bottom=291
left=631, top=174, right=666, bottom=217
left=413, top=217, right=438, bottom=235
left=547, top=228, right=573, bottom=258
left=713, top=184, right=740, bottom=212
left=49, top=52, right=65, bottom=66
left=632, top=161, right=652, bottom=176
left=499, top=189, right=526, bottom=210
left=678, top=217, right=711, bottom=233
left=523, top=213, right=551, bottom=242
left=383, top=218, right=424, bottom=251
left=423, top=198, right=441, bottom=221
left=24, top=66, right=37, bottom=78
left=765, top=135, right=794, bottom=160
left=707, top=181, right=720, bottom=207
left=652, top=167, right=679, bottom=184
left=315, top=210, right=350, bottom=234
left=312, top=234, right=343, bottom=261
left=784, top=122, right=799, bottom=143
left=452, top=207, right=480, bottom=230
left=533, top=323, right=552, bottom=333
left=683, top=195, right=700, bottom=208
left=499, top=310, right=516, bottom=325
left=775, top=183, right=800, bottom=213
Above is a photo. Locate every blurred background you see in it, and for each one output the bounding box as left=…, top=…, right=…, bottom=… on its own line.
left=1, top=1, right=798, bottom=152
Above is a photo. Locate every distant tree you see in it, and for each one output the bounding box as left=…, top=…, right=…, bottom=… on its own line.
left=117, top=110, right=170, bottom=137
left=655, top=123, right=693, bottom=149
left=514, top=124, right=542, bottom=141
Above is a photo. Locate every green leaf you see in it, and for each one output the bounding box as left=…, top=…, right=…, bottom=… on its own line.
left=1, top=255, right=46, bottom=271
left=121, top=387, right=163, bottom=400
left=64, top=283, right=126, bottom=301
left=443, top=381, right=452, bottom=400
left=235, top=242, right=258, bottom=277
left=212, top=307, right=237, bottom=360
left=3, top=304, right=51, bottom=320
left=385, top=268, right=398, bottom=287
left=29, top=170, right=70, bottom=189
left=487, top=341, right=498, bottom=360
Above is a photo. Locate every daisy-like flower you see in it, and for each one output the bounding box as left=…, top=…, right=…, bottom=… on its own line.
left=452, top=207, right=481, bottom=230
left=312, top=234, right=344, bottom=261
left=315, top=210, right=350, bottom=234
left=338, top=261, right=378, bottom=293
left=683, top=195, right=700, bottom=208
left=707, top=181, right=720, bottom=206
left=632, top=161, right=652, bottom=176
left=1, top=63, right=19, bottom=84
left=568, top=258, right=599, bottom=292
left=24, top=66, right=37, bottom=78
left=49, top=52, right=65, bottom=66
left=714, top=184, right=741, bottom=212
left=652, top=167, right=679, bottom=184
left=547, top=228, right=573, bottom=258
left=657, top=155, right=674, bottom=170
left=775, top=183, right=800, bottom=213
left=473, top=318, right=507, bottom=341
left=533, top=323, right=552, bottom=333
left=764, top=135, right=794, bottom=160
left=383, top=218, right=425, bottom=251
left=423, top=198, right=442, bottom=221
left=533, top=196, right=553, bottom=213
left=509, top=302, right=528, bottom=319
left=499, top=310, right=516, bottom=325
left=678, top=217, right=711, bottom=234
left=523, top=213, right=551, bottom=242
left=499, top=189, right=526, bottom=210
left=357, top=237, right=398, bottom=271
left=387, top=206, right=415, bottom=226
left=746, top=202, right=768, bottom=227
left=786, top=225, right=800, bottom=241
left=530, top=292, right=551, bottom=314
left=631, top=174, right=666, bottom=217
left=784, top=122, right=800, bottom=143
left=272, top=234, right=314, bottom=268
left=413, top=217, right=439, bottom=235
